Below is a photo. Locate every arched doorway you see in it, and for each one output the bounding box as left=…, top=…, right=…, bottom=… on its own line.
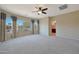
left=51, top=20, right=56, bottom=36
left=49, top=17, right=56, bottom=37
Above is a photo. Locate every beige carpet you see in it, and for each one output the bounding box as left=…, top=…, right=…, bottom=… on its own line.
left=0, top=35, right=79, bottom=54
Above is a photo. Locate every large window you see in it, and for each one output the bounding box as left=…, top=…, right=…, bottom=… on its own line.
left=5, top=17, right=13, bottom=40
left=5, top=17, right=33, bottom=40
left=16, top=19, right=32, bottom=37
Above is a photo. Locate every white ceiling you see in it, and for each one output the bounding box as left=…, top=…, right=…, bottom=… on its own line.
left=0, top=4, right=79, bottom=19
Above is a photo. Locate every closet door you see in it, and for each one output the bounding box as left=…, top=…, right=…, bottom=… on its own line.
left=33, top=20, right=39, bottom=34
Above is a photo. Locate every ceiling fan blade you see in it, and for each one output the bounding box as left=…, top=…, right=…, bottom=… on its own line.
left=42, top=12, right=47, bottom=14
left=42, top=8, right=48, bottom=11
left=39, top=7, right=42, bottom=10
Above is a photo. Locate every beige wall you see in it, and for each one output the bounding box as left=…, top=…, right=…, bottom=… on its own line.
left=54, top=11, right=79, bottom=40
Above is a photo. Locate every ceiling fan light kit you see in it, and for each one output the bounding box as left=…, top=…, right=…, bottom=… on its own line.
left=33, top=6, right=48, bottom=15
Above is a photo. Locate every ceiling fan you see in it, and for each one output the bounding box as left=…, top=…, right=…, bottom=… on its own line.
left=33, top=7, right=48, bottom=15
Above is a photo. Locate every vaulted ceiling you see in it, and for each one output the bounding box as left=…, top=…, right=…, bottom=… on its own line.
left=0, top=4, right=79, bottom=19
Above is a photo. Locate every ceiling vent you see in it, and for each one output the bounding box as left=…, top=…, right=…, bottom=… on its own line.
left=59, top=4, right=68, bottom=10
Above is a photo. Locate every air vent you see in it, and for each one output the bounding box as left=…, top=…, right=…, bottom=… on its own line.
left=59, top=4, right=68, bottom=10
